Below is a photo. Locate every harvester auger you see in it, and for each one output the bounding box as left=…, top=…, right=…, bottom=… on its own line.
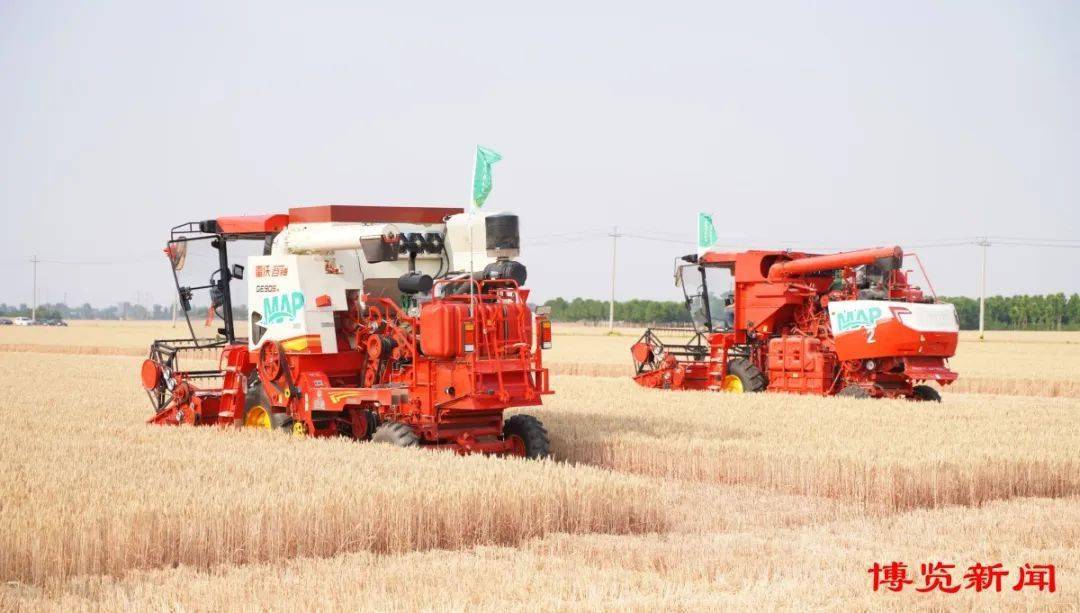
left=631, top=246, right=959, bottom=400
left=141, top=205, right=553, bottom=457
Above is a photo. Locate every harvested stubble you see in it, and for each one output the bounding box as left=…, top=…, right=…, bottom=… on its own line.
left=6, top=495, right=1077, bottom=611
left=535, top=376, right=1080, bottom=511
left=0, top=353, right=663, bottom=586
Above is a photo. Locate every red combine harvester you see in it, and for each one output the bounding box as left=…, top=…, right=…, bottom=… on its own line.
left=631, top=246, right=959, bottom=400
left=141, top=205, right=553, bottom=457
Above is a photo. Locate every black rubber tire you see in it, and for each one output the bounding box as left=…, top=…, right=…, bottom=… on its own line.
left=838, top=384, right=871, bottom=399
left=503, top=414, right=551, bottom=459
left=244, top=377, right=289, bottom=429
left=372, top=421, right=420, bottom=447
left=727, top=358, right=767, bottom=392
left=912, top=385, right=942, bottom=402
left=341, top=409, right=379, bottom=441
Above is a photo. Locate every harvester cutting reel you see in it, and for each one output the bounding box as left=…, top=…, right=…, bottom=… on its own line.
left=141, top=340, right=224, bottom=426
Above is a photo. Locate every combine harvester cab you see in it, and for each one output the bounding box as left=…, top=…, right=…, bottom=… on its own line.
left=142, top=205, right=553, bottom=457
left=632, top=245, right=959, bottom=400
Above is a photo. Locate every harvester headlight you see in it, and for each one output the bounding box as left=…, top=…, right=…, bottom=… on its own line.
left=865, top=360, right=876, bottom=371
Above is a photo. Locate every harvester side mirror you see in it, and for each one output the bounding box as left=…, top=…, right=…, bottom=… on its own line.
left=231, top=264, right=244, bottom=280
left=674, top=264, right=691, bottom=288
left=167, top=241, right=188, bottom=272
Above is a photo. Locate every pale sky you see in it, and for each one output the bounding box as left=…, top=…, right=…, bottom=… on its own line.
left=1, top=0, right=1078, bottom=307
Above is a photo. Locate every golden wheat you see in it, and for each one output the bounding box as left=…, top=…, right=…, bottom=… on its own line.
left=2, top=325, right=1079, bottom=610
left=0, top=353, right=663, bottom=586
left=5, top=495, right=1077, bottom=611
left=534, top=376, right=1080, bottom=511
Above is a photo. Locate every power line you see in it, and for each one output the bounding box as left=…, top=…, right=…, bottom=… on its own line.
left=528, top=235, right=605, bottom=247
left=987, top=235, right=1080, bottom=243
left=31, top=257, right=161, bottom=266
left=991, top=241, right=1080, bottom=248
left=527, top=228, right=607, bottom=241
left=620, top=233, right=696, bottom=246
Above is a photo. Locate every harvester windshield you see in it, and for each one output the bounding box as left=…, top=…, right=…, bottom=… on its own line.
left=165, top=222, right=269, bottom=348
left=677, top=264, right=733, bottom=332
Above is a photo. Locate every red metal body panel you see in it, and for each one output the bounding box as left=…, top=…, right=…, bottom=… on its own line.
left=215, top=214, right=290, bottom=235
left=289, top=205, right=464, bottom=224
left=766, top=336, right=834, bottom=395
left=213, top=205, right=468, bottom=239
left=833, top=322, right=959, bottom=361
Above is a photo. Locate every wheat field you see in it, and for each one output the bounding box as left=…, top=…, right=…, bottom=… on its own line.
left=1, top=323, right=1078, bottom=610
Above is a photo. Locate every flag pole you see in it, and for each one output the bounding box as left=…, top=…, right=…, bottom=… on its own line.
left=468, top=147, right=477, bottom=316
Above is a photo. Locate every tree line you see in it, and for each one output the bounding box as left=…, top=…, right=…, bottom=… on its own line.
left=939, top=294, right=1080, bottom=331
left=542, top=294, right=1080, bottom=331
left=4, top=294, right=1079, bottom=331
left=0, top=302, right=246, bottom=321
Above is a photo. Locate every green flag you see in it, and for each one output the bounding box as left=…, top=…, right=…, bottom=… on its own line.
left=472, top=146, right=502, bottom=208
left=698, top=212, right=717, bottom=250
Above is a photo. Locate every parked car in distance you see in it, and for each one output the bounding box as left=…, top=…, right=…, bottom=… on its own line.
left=12, top=317, right=34, bottom=326
left=0, top=318, right=12, bottom=325
left=42, top=318, right=68, bottom=326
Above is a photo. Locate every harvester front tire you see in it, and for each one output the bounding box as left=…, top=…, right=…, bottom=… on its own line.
left=243, top=404, right=289, bottom=430
left=372, top=421, right=420, bottom=448
left=838, top=384, right=871, bottom=399
left=503, top=414, right=551, bottom=460
left=244, top=378, right=289, bottom=430
left=725, top=358, right=767, bottom=393
left=912, top=385, right=942, bottom=402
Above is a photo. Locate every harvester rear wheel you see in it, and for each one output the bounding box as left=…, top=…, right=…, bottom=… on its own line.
left=372, top=421, right=420, bottom=447
left=724, top=358, right=767, bottom=393
left=838, top=384, right=871, bottom=399
left=503, top=414, right=551, bottom=459
left=912, top=385, right=942, bottom=402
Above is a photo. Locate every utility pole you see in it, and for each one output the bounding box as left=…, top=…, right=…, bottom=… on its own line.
left=976, top=237, right=990, bottom=340
left=31, top=255, right=38, bottom=323
left=608, top=226, right=621, bottom=332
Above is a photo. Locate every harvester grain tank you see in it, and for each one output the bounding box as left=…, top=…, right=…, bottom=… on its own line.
left=631, top=245, right=959, bottom=399
left=141, top=205, right=553, bottom=456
